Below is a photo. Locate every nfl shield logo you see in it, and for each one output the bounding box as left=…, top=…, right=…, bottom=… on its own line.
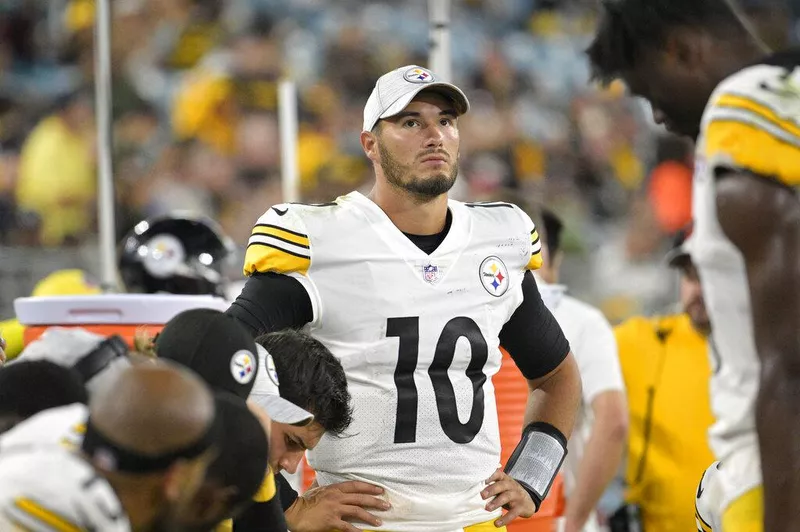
left=423, top=264, right=439, bottom=284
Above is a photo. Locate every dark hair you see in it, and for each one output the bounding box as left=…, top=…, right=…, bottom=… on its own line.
left=206, top=393, right=269, bottom=511
left=0, top=360, right=88, bottom=433
left=585, top=0, right=744, bottom=85
left=541, top=208, right=564, bottom=257
left=255, top=330, right=353, bottom=435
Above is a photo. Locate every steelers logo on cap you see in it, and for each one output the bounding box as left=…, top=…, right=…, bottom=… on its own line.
left=404, top=67, right=435, bottom=84
left=266, top=353, right=280, bottom=386
left=230, top=350, right=255, bottom=384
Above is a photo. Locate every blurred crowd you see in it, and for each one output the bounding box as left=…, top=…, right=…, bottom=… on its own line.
left=0, top=0, right=796, bottom=320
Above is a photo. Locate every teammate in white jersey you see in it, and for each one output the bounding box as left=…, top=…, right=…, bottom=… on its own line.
left=227, top=65, right=582, bottom=532
left=535, top=209, right=628, bottom=532
left=0, top=363, right=218, bottom=531
left=587, top=2, right=800, bottom=530
left=0, top=445, right=131, bottom=531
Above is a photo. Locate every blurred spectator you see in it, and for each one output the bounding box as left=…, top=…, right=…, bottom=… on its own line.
left=0, top=0, right=797, bottom=318
left=610, top=228, right=715, bottom=532
left=16, top=89, right=96, bottom=246
left=536, top=208, right=628, bottom=532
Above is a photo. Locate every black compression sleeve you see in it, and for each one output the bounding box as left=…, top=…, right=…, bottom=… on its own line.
left=232, top=496, right=288, bottom=532
left=499, top=271, right=570, bottom=380
left=275, top=474, right=298, bottom=511
left=226, top=273, right=313, bottom=337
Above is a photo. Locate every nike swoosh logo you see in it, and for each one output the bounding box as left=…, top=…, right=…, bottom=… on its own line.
left=271, top=207, right=288, bottom=216
left=696, top=469, right=707, bottom=498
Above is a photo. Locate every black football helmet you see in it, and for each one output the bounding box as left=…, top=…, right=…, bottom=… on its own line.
left=118, top=214, right=236, bottom=297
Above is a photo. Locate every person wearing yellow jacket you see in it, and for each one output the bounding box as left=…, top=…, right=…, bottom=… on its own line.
left=0, top=269, right=101, bottom=361
left=611, top=227, right=715, bottom=532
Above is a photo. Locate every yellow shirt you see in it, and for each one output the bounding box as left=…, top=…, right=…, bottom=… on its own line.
left=16, top=116, right=95, bottom=246
left=614, top=314, right=715, bottom=532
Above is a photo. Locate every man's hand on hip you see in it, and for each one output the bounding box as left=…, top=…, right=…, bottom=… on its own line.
left=284, top=480, right=390, bottom=532
left=482, top=468, right=536, bottom=527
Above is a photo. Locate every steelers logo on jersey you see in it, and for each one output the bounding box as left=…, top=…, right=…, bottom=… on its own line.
left=479, top=256, right=509, bottom=297
left=230, top=350, right=255, bottom=384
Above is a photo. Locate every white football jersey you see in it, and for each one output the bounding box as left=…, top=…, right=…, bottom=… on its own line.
left=695, top=461, right=724, bottom=532
left=692, top=60, right=800, bottom=491
left=244, top=191, right=543, bottom=531
left=538, top=279, right=624, bottom=532
left=0, top=445, right=130, bottom=531
left=0, top=403, right=87, bottom=451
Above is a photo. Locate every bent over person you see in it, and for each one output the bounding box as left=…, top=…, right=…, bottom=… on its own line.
left=586, top=1, right=800, bottom=529
left=228, top=65, right=581, bottom=531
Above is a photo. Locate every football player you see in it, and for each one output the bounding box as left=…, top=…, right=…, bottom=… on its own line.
left=0, top=363, right=217, bottom=531
left=587, top=1, right=800, bottom=530
left=535, top=208, right=628, bottom=532
left=696, top=461, right=725, bottom=531
left=228, top=65, right=582, bottom=531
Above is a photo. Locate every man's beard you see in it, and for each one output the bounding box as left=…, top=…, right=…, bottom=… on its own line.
left=377, top=139, right=458, bottom=199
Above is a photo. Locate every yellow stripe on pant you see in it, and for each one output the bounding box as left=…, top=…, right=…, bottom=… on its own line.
left=362, top=518, right=506, bottom=532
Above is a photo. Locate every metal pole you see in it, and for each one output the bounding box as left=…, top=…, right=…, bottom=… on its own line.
left=278, top=80, right=300, bottom=203
left=94, top=0, right=118, bottom=292
left=428, top=0, right=452, bottom=82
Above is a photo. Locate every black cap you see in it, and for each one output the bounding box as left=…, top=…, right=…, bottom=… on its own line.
left=155, top=309, right=259, bottom=400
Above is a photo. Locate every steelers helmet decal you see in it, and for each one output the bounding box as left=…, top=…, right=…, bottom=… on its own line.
left=118, top=213, right=236, bottom=297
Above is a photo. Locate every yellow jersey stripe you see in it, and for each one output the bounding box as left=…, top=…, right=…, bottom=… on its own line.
left=215, top=468, right=276, bottom=531
left=252, top=223, right=309, bottom=247
left=13, top=498, right=82, bottom=532
left=244, top=243, right=310, bottom=276
left=526, top=228, right=543, bottom=270
left=527, top=253, right=543, bottom=270
left=705, top=120, right=800, bottom=186
left=253, top=467, right=277, bottom=503
left=714, top=93, right=800, bottom=140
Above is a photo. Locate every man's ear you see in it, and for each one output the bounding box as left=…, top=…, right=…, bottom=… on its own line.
left=361, top=130, right=379, bottom=164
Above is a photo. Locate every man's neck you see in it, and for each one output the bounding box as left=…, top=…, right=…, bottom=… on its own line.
left=712, top=41, right=767, bottom=85
left=368, top=181, right=449, bottom=235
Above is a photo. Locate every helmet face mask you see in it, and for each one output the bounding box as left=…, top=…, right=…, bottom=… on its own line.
left=118, top=215, right=236, bottom=297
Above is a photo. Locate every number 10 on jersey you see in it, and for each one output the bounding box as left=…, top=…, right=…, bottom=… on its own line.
left=387, top=316, right=489, bottom=445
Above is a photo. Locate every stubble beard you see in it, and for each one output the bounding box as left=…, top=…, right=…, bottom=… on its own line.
left=377, top=139, right=458, bottom=200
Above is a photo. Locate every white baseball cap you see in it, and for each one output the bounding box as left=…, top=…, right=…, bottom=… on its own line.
left=362, top=65, right=470, bottom=132
left=665, top=224, right=696, bottom=268
left=249, top=344, right=314, bottom=426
